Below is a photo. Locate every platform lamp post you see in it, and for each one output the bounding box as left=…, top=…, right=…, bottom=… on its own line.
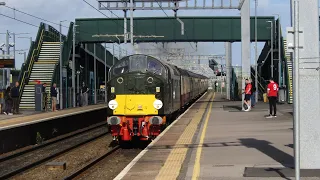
left=72, top=24, right=79, bottom=108
left=267, top=20, right=274, bottom=78
left=59, top=20, right=67, bottom=109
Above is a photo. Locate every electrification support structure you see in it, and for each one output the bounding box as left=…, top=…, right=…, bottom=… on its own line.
left=240, top=0, right=251, bottom=110
left=225, top=42, right=232, bottom=100
left=254, top=0, right=258, bottom=102
left=98, top=0, right=251, bottom=110
left=72, top=24, right=76, bottom=107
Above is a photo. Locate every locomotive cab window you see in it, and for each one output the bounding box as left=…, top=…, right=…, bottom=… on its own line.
left=129, top=55, right=148, bottom=72
left=147, top=59, right=165, bottom=77
left=112, top=59, right=129, bottom=77
left=110, top=55, right=167, bottom=79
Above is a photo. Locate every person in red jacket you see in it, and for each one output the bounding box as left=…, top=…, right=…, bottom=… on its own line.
left=244, top=79, right=252, bottom=110
left=266, top=77, right=279, bottom=118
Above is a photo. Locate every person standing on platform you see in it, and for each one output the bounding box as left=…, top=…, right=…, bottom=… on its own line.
left=11, top=81, right=20, bottom=114
left=81, top=82, right=89, bottom=106
left=266, top=78, right=279, bottom=118
left=244, top=79, right=252, bottom=111
left=51, top=83, right=58, bottom=112
left=214, top=81, right=218, bottom=92
left=4, top=86, right=13, bottom=115
left=250, top=84, right=256, bottom=108
left=42, top=83, right=47, bottom=111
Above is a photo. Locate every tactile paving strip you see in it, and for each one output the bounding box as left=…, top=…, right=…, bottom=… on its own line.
left=155, top=92, right=214, bottom=180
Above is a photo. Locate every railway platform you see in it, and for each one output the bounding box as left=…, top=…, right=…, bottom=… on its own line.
left=0, top=104, right=108, bottom=154
left=113, top=91, right=318, bottom=180
left=0, top=104, right=106, bottom=130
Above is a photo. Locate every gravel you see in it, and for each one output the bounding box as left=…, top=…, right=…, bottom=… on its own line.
left=11, top=135, right=114, bottom=180
left=1, top=126, right=108, bottom=179
left=76, top=148, right=141, bottom=180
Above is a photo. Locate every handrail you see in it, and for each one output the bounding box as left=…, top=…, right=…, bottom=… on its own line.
left=251, top=71, right=265, bottom=90
left=18, top=22, right=68, bottom=107
left=19, top=29, right=45, bottom=101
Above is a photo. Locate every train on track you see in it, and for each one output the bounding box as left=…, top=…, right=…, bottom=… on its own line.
left=106, top=54, right=208, bottom=143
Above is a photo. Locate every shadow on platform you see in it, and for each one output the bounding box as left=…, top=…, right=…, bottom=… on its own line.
left=241, top=138, right=320, bottom=178
left=239, top=138, right=294, bottom=168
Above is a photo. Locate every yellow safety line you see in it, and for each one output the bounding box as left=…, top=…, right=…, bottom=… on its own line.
left=192, top=92, right=215, bottom=180
left=155, top=92, right=213, bottom=180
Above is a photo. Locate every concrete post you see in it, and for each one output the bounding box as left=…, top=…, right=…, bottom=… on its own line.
left=296, top=0, right=320, bottom=169
left=240, top=0, right=251, bottom=109
left=59, top=22, right=63, bottom=109
left=93, top=44, right=97, bottom=104
left=225, top=42, right=232, bottom=100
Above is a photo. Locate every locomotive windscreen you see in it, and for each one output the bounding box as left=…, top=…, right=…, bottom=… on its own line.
left=111, top=55, right=167, bottom=78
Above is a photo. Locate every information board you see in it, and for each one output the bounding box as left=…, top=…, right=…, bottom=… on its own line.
left=0, top=59, right=15, bottom=68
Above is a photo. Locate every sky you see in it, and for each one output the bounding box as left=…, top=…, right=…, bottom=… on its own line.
left=0, top=0, right=292, bottom=69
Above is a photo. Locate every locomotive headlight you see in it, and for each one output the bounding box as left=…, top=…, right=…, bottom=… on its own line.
left=108, top=100, right=118, bottom=110
left=153, top=99, right=163, bottom=110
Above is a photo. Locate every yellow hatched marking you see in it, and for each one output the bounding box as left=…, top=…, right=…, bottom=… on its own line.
left=155, top=92, right=214, bottom=180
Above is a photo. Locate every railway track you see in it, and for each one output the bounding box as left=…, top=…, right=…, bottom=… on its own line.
left=0, top=122, right=109, bottom=179
left=63, top=145, right=120, bottom=180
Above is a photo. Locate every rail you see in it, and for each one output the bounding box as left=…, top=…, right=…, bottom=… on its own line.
left=0, top=122, right=108, bottom=179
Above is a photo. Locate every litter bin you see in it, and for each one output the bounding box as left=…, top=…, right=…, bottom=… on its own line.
left=278, top=87, right=286, bottom=102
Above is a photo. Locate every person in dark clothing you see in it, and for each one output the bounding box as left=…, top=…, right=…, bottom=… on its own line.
left=214, top=81, right=218, bottom=92
left=266, top=78, right=279, bottom=118
left=4, top=86, right=13, bottom=115
left=250, top=85, right=257, bottom=108
left=11, top=81, right=20, bottom=114
left=81, top=82, right=89, bottom=106
left=50, top=83, right=58, bottom=112
left=42, top=83, right=47, bottom=111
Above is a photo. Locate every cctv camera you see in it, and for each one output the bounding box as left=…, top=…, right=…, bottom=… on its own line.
left=0, top=43, right=5, bottom=47
left=9, top=43, right=15, bottom=47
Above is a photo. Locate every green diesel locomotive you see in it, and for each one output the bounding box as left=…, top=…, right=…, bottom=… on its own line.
left=106, top=54, right=208, bottom=142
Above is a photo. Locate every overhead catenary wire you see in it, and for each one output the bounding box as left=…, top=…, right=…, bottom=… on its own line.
left=2, top=5, right=133, bottom=54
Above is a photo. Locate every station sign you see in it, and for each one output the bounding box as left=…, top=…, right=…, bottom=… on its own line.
left=0, top=59, right=15, bottom=68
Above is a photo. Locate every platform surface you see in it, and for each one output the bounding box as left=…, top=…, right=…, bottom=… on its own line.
left=0, top=104, right=106, bottom=130
left=117, top=92, right=320, bottom=180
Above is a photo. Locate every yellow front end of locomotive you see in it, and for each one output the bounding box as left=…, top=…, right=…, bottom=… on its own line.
left=112, top=95, right=160, bottom=115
